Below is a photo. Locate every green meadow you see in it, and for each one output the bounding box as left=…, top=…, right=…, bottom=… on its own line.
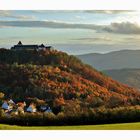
left=0, top=122, right=140, bottom=130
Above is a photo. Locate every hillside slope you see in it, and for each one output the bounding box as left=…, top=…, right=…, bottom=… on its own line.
left=77, top=50, right=140, bottom=70
left=0, top=48, right=140, bottom=110
left=103, top=69, right=140, bottom=90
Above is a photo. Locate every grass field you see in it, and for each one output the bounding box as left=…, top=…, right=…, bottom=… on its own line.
left=0, top=122, right=140, bottom=130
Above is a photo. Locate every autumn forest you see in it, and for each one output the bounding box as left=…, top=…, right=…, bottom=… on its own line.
left=0, top=48, right=140, bottom=126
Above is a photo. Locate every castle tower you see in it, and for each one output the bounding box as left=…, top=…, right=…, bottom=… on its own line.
left=17, top=41, right=22, bottom=45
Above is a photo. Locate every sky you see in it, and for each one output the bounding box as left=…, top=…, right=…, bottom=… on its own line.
left=0, top=10, right=140, bottom=54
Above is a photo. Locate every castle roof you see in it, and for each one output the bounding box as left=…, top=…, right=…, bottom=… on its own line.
left=11, top=41, right=52, bottom=50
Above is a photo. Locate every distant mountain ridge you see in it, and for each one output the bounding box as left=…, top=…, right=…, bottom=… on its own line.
left=77, top=49, right=140, bottom=70
left=103, top=68, right=140, bottom=90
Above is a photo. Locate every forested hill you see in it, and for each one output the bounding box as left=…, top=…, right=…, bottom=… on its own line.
left=0, top=48, right=140, bottom=110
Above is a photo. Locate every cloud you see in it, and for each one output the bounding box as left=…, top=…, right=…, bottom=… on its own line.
left=123, top=37, right=140, bottom=43
left=103, top=22, right=140, bottom=34
left=32, top=10, right=83, bottom=13
left=0, top=20, right=100, bottom=30
left=0, top=11, right=36, bottom=20
left=0, top=20, right=140, bottom=34
left=0, top=11, right=10, bottom=16
left=71, top=37, right=112, bottom=42
left=75, top=15, right=86, bottom=20
left=85, top=10, right=135, bottom=14
left=30, top=10, right=131, bottom=15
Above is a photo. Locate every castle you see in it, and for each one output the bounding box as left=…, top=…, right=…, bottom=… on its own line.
left=11, top=41, right=53, bottom=51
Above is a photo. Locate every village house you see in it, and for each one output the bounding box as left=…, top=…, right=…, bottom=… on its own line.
left=40, top=105, right=47, bottom=112
left=45, top=107, right=52, bottom=113
left=11, top=41, right=53, bottom=51
left=1, top=101, right=9, bottom=111
left=1, top=99, right=15, bottom=112
left=1, top=99, right=53, bottom=115
left=40, top=105, right=52, bottom=112
left=15, top=102, right=26, bottom=115
left=8, top=99, right=15, bottom=105
left=26, top=103, right=37, bottom=113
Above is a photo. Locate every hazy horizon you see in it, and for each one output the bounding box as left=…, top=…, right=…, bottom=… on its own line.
left=1, top=43, right=140, bottom=55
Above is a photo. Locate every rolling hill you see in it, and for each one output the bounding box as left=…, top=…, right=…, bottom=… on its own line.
left=103, top=68, right=140, bottom=90
left=77, top=50, right=140, bottom=70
